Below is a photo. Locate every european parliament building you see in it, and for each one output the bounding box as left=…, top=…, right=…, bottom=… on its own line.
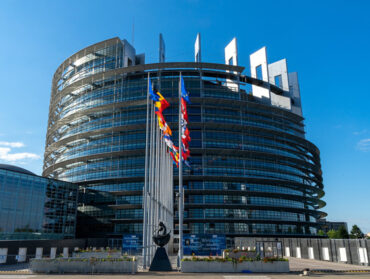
left=43, top=36, right=326, bottom=239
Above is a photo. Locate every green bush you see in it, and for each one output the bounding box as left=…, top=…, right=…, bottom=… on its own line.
left=182, top=256, right=287, bottom=263
left=32, top=256, right=135, bottom=262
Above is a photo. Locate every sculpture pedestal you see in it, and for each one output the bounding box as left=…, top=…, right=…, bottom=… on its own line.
left=149, top=247, right=172, bottom=271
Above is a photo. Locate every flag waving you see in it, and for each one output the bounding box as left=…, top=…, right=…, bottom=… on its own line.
left=148, top=79, right=159, bottom=102
left=181, top=76, right=191, bottom=104
left=180, top=76, right=191, bottom=167
left=148, top=77, right=178, bottom=164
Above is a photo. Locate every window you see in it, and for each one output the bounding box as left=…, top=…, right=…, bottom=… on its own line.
left=256, top=65, right=263, bottom=80
left=274, top=75, right=282, bottom=88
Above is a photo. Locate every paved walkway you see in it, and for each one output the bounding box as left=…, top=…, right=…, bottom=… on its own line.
left=0, top=263, right=30, bottom=274
left=1, top=257, right=370, bottom=278
left=288, top=257, right=370, bottom=272
left=1, top=273, right=370, bottom=279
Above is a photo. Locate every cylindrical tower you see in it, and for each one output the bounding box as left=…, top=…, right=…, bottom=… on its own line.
left=43, top=37, right=326, bottom=239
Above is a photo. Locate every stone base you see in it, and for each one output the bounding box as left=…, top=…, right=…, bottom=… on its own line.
left=30, top=259, right=137, bottom=274
left=149, top=247, right=172, bottom=271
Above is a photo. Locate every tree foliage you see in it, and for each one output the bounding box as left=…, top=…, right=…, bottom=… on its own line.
left=350, top=225, right=363, bottom=239
left=317, top=230, right=326, bottom=236
left=338, top=226, right=349, bottom=239
left=326, top=226, right=349, bottom=239
left=327, top=229, right=339, bottom=239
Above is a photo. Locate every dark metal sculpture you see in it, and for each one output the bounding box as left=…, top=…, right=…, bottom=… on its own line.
left=149, top=221, right=172, bottom=271
left=153, top=221, right=171, bottom=247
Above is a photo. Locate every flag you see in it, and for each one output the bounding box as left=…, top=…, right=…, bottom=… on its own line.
left=181, top=76, right=191, bottom=104
left=157, top=92, right=170, bottom=110
left=170, top=151, right=179, bottom=167
left=156, top=111, right=166, bottom=129
left=164, top=135, right=175, bottom=150
left=156, top=112, right=172, bottom=136
left=182, top=149, right=190, bottom=161
left=148, top=79, right=159, bottom=101
left=179, top=75, right=191, bottom=167
left=154, top=91, right=170, bottom=112
left=170, top=152, right=178, bottom=167
left=162, top=122, right=172, bottom=136
left=184, top=159, right=191, bottom=168
left=182, top=128, right=191, bottom=144
left=181, top=98, right=188, bottom=122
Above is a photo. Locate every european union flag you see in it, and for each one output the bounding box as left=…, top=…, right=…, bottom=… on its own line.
left=149, top=79, right=159, bottom=101
left=181, top=76, right=191, bottom=104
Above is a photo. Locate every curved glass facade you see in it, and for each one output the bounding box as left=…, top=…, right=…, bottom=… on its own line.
left=43, top=37, right=326, bottom=238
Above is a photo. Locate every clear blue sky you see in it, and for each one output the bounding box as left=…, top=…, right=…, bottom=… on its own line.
left=0, top=0, right=369, bottom=233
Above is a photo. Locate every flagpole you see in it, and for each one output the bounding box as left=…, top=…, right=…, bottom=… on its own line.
left=178, top=72, right=183, bottom=266
left=143, top=72, right=150, bottom=268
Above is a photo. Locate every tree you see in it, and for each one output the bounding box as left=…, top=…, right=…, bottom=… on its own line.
left=350, top=225, right=363, bottom=239
left=338, top=226, right=349, bottom=239
left=317, top=230, right=326, bottom=236
left=327, top=229, right=339, bottom=239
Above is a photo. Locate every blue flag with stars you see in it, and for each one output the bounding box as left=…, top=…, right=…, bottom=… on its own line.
left=181, top=76, right=191, bottom=104
left=148, top=79, right=159, bottom=101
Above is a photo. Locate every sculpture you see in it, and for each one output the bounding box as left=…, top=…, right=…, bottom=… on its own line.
left=153, top=221, right=171, bottom=247
left=149, top=221, right=172, bottom=271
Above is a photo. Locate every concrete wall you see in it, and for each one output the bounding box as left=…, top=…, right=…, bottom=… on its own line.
left=0, top=238, right=108, bottom=265
left=235, top=237, right=370, bottom=266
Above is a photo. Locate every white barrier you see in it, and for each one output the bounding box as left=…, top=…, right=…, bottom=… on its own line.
left=296, top=247, right=301, bottom=258
left=35, top=248, right=43, bottom=259
left=359, top=248, right=368, bottom=264
left=285, top=247, right=290, bottom=257
left=339, top=247, right=347, bottom=262
left=0, top=248, right=7, bottom=264
left=63, top=247, right=69, bottom=259
left=50, top=247, right=57, bottom=259
left=308, top=247, right=314, bottom=259
left=322, top=247, right=330, bottom=261
left=17, top=248, right=27, bottom=262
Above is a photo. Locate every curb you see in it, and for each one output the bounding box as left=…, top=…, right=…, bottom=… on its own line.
left=311, top=269, right=370, bottom=273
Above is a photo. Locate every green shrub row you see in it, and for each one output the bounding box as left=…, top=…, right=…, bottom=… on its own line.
left=32, top=256, right=135, bottom=262
left=182, top=255, right=288, bottom=263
